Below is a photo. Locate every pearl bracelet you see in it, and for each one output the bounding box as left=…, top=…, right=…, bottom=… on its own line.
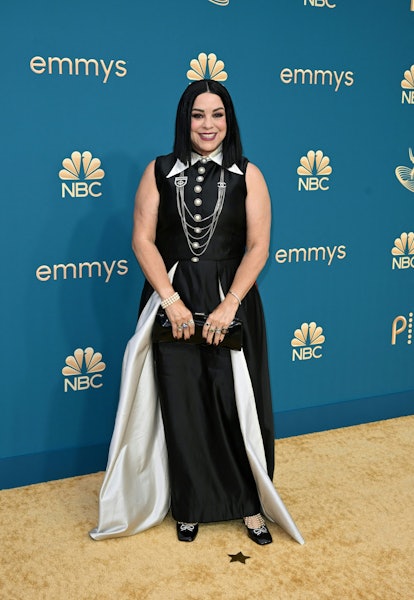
left=161, top=292, right=180, bottom=309
left=228, top=290, right=241, bottom=306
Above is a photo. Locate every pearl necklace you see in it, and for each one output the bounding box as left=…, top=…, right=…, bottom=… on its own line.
left=175, top=158, right=226, bottom=263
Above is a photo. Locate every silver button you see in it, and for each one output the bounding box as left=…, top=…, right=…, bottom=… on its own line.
left=194, top=198, right=202, bottom=206
left=194, top=227, right=201, bottom=233
left=192, top=242, right=200, bottom=249
left=200, top=158, right=208, bottom=164
left=194, top=214, right=202, bottom=221
left=194, top=185, right=202, bottom=193
left=198, top=166, right=206, bottom=174
left=196, top=175, right=204, bottom=183
left=191, top=257, right=199, bottom=262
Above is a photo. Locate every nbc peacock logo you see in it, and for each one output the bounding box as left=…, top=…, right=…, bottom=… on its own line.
left=297, top=150, right=332, bottom=191
left=391, top=232, right=414, bottom=269
left=59, top=150, right=105, bottom=198
left=291, top=322, right=325, bottom=361
left=62, top=347, right=106, bottom=392
left=187, top=53, right=228, bottom=82
left=395, top=148, right=414, bottom=192
left=401, top=65, right=414, bottom=104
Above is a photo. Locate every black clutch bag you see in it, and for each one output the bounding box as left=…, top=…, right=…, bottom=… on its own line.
left=152, top=311, right=243, bottom=351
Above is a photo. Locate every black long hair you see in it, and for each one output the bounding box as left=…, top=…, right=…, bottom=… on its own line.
left=173, top=80, right=243, bottom=168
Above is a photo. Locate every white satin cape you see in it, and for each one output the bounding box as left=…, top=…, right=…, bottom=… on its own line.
left=90, top=266, right=304, bottom=545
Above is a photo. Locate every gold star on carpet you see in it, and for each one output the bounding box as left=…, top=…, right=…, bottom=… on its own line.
left=228, top=551, right=250, bottom=564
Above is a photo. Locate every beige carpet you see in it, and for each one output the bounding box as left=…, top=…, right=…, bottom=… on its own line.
left=1, top=416, right=413, bottom=599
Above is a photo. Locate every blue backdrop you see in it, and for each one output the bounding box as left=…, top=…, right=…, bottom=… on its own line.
left=1, top=0, right=413, bottom=488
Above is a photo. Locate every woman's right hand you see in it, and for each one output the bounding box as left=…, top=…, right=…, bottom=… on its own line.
left=164, top=300, right=195, bottom=340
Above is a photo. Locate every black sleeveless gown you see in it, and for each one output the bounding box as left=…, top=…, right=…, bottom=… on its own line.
left=139, top=153, right=274, bottom=523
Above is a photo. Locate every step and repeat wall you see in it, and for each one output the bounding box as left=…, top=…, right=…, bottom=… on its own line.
left=1, top=0, right=413, bottom=487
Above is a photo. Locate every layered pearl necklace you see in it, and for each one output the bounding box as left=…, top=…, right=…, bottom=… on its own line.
left=174, top=156, right=226, bottom=263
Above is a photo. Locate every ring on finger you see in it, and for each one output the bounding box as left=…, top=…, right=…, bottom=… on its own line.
left=209, top=328, right=215, bottom=333
left=205, top=321, right=211, bottom=327
left=182, top=323, right=188, bottom=329
left=215, top=328, right=222, bottom=333
left=188, top=319, right=194, bottom=325
left=177, top=326, right=183, bottom=331
left=221, top=328, right=228, bottom=334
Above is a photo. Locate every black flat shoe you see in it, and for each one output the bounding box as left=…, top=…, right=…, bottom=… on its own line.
left=245, top=524, right=273, bottom=546
left=176, top=522, right=199, bottom=542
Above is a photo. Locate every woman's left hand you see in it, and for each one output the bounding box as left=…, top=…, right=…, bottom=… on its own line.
left=202, top=295, right=239, bottom=346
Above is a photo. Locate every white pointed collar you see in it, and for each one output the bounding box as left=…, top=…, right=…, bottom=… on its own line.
left=166, top=147, right=243, bottom=178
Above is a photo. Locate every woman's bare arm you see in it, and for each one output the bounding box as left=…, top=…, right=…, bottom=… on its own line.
left=203, top=162, right=271, bottom=344
left=132, top=161, right=194, bottom=339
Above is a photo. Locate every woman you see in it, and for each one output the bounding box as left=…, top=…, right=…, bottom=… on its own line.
left=90, top=80, right=304, bottom=547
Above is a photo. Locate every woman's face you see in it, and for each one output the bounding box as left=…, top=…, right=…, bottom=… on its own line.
left=190, top=92, right=227, bottom=156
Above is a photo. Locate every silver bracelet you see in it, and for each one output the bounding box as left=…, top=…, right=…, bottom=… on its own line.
left=228, top=290, right=241, bottom=306
left=161, top=292, right=180, bottom=309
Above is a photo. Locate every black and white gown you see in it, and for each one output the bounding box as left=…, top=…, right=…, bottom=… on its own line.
left=90, top=152, right=304, bottom=544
